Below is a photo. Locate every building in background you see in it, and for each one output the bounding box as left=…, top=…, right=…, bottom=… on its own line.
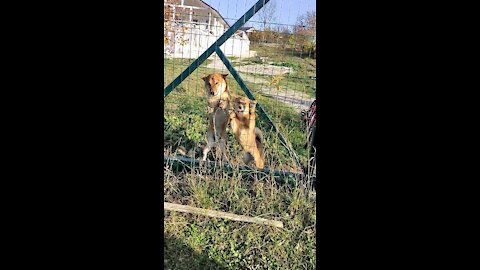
left=164, top=0, right=251, bottom=59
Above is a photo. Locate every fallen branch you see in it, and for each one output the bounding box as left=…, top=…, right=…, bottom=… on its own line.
left=164, top=202, right=283, bottom=228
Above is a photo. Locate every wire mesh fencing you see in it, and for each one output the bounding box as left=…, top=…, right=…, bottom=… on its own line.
left=164, top=0, right=316, bottom=180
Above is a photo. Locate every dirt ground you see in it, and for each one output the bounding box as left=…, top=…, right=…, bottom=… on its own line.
left=206, top=58, right=293, bottom=76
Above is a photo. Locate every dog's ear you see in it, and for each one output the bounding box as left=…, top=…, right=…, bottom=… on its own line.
left=222, top=74, right=229, bottom=78
left=201, top=76, right=207, bottom=81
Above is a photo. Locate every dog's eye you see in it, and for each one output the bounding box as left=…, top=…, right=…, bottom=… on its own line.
left=215, top=82, right=219, bottom=85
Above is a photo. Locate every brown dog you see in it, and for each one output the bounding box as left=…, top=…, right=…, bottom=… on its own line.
left=229, top=95, right=265, bottom=169
left=201, top=73, right=231, bottom=162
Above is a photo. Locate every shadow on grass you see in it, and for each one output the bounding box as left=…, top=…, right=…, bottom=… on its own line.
left=164, top=234, right=226, bottom=270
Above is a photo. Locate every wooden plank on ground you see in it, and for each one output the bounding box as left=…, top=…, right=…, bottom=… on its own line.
left=164, top=202, right=283, bottom=228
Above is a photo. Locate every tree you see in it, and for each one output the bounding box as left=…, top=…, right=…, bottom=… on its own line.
left=294, top=11, right=316, bottom=58
left=255, top=1, right=277, bottom=31
left=164, top=0, right=189, bottom=54
left=164, top=0, right=178, bottom=44
left=253, top=1, right=277, bottom=43
left=294, top=11, right=316, bottom=40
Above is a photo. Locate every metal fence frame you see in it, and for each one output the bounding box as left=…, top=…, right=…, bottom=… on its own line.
left=164, top=0, right=312, bottom=178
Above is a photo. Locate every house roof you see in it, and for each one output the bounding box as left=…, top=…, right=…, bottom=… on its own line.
left=239, top=26, right=255, bottom=31
left=197, top=0, right=230, bottom=27
left=166, top=0, right=235, bottom=28
left=172, top=0, right=229, bottom=27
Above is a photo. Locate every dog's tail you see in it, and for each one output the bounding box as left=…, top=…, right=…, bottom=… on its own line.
left=254, top=127, right=264, bottom=158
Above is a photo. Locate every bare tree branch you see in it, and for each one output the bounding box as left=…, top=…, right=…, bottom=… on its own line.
left=255, top=1, right=277, bottom=30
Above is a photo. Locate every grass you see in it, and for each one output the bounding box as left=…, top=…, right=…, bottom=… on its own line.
left=164, top=44, right=315, bottom=169
left=237, top=44, right=316, bottom=98
left=164, top=163, right=316, bottom=270
left=164, top=86, right=308, bottom=171
left=164, top=41, right=316, bottom=270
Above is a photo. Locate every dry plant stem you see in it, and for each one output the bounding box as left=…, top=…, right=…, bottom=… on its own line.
left=164, top=202, right=284, bottom=228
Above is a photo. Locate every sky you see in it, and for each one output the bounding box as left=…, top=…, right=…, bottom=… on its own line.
left=202, top=0, right=316, bottom=30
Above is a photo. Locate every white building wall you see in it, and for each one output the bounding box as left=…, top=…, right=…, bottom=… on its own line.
left=221, top=36, right=250, bottom=58
left=165, top=22, right=251, bottom=59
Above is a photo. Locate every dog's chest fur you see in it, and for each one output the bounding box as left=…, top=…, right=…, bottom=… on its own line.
left=207, top=91, right=230, bottom=138
left=207, top=92, right=230, bottom=111
left=231, top=112, right=256, bottom=144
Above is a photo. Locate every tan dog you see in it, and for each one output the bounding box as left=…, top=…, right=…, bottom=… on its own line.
left=229, top=96, right=265, bottom=169
left=201, top=73, right=231, bottom=162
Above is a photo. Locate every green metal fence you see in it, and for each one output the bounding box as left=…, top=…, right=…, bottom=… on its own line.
left=164, top=0, right=316, bottom=183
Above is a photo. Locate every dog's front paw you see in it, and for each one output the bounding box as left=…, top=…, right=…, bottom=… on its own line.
left=249, top=100, right=257, bottom=114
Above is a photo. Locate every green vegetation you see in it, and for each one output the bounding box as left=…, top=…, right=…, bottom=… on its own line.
left=245, top=44, right=316, bottom=98
left=164, top=52, right=311, bottom=169
left=164, top=42, right=316, bottom=270
left=164, top=165, right=316, bottom=270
